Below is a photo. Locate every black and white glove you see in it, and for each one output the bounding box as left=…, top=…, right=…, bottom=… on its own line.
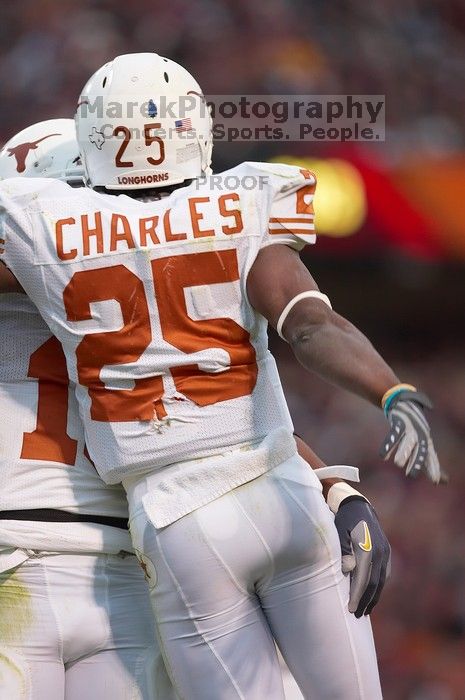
left=380, top=385, right=443, bottom=483
left=334, top=494, right=391, bottom=618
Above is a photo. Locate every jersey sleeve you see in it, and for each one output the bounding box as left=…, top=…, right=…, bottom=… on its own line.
left=264, top=163, right=317, bottom=251
left=241, top=162, right=317, bottom=252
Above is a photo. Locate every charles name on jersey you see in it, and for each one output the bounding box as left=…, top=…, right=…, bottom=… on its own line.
left=55, top=192, right=244, bottom=261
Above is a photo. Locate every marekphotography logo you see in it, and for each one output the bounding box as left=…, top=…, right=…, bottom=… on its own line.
left=76, top=94, right=385, bottom=143
left=207, top=95, right=385, bottom=142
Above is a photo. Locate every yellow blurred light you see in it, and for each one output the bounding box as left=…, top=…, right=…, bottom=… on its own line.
left=270, top=156, right=367, bottom=237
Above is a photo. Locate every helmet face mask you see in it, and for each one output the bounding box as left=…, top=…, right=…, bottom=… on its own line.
left=0, top=119, right=85, bottom=185
left=75, top=53, right=213, bottom=191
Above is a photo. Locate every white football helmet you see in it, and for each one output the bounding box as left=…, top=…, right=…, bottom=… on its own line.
left=0, top=119, right=84, bottom=184
left=75, top=52, right=213, bottom=190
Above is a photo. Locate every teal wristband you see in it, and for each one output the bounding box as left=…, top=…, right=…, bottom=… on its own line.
left=383, top=387, right=416, bottom=416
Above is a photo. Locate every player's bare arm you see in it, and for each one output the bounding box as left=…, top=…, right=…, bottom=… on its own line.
left=248, top=244, right=442, bottom=483
left=0, top=261, right=23, bottom=293
left=248, top=244, right=398, bottom=405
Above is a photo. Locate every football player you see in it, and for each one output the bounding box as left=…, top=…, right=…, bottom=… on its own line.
left=0, top=119, right=175, bottom=700
left=0, top=121, right=390, bottom=700
left=0, top=122, right=390, bottom=700
left=0, top=53, right=439, bottom=699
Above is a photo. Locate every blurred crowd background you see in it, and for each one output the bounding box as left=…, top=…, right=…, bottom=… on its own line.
left=1, top=0, right=465, bottom=155
left=1, top=1, right=464, bottom=698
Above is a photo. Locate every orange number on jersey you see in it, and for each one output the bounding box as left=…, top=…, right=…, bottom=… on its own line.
left=20, top=337, right=78, bottom=465
left=63, top=265, right=166, bottom=422
left=269, top=169, right=316, bottom=236
left=152, top=250, right=257, bottom=406
left=296, top=168, right=316, bottom=216
left=64, top=251, right=257, bottom=421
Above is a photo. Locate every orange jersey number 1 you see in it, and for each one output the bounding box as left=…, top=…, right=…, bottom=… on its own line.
left=20, top=337, right=78, bottom=465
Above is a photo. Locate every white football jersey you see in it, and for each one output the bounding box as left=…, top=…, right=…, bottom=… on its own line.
left=0, top=293, right=131, bottom=551
left=0, top=162, right=316, bottom=484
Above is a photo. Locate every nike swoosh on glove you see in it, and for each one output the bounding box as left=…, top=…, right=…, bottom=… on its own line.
left=334, top=496, right=391, bottom=618
left=380, top=389, right=443, bottom=483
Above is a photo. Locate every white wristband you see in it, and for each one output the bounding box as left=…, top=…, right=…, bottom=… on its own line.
left=276, top=291, right=332, bottom=341
left=326, top=482, right=369, bottom=515
left=313, top=465, right=359, bottom=482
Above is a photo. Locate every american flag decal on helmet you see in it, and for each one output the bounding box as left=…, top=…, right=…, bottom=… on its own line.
left=175, top=118, right=192, bottom=133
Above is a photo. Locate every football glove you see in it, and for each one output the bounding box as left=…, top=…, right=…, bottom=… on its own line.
left=334, top=496, right=391, bottom=618
left=380, top=386, right=443, bottom=483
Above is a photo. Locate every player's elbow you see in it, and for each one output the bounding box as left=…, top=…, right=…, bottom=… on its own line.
left=285, top=303, right=335, bottom=345
left=286, top=306, right=353, bottom=350
left=288, top=321, right=327, bottom=350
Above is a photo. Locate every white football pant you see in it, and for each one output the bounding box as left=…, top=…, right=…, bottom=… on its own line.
left=0, top=551, right=176, bottom=700
left=127, top=455, right=382, bottom=699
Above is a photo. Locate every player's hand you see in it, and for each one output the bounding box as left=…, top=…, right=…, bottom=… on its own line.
left=380, top=388, right=443, bottom=483
left=334, top=497, right=391, bottom=618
